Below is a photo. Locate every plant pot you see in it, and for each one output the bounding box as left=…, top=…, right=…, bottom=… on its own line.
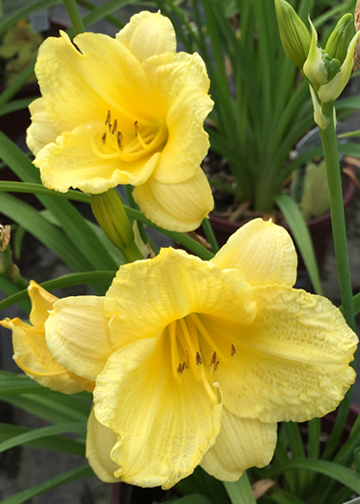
left=207, top=166, right=356, bottom=273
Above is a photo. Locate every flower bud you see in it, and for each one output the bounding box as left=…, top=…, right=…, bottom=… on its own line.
left=275, top=0, right=311, bottom=68
left=91, top=189, right=143, bottom=262
left=325, top=14, right=356, bottom=64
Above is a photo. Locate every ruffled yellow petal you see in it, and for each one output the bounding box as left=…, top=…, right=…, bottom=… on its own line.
left=143, top=52, right=213, bottom=184
left=104, top=247, right=255, bottom=350
left=201, top=409, right=277, bottom=481
left=93, top=337, right=222, bottom=489
left=33, top=31, right=154, bottom=135
left=211, top=219, right=297, bottom=287
left=0, top=317, right=86, bottom=394
left=217, top=285, right=357, bottom=423
left=132, top=168, right=214, bottom=232
left=28, top=280, right=58, bottom=328
left=35, top=122, right=160, bottom=193
left=86, top=408, right=119, bottom=483
left=45, top=296, right=112, bottom=381
left=116, top=11, right=176, bottom=63
left=26, top=98, right=58, bottom=155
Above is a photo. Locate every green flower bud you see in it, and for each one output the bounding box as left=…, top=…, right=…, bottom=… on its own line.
left=325, top=14, right=356, bottom=64
left=275, top=0, right=311, bottom=68
left=91, top=189, right=143, bottom=262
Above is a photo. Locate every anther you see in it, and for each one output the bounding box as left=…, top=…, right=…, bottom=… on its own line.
left=106, top=110, right=111, bottom=125
left=181, top=362, right=186, bottom=372
left=184, top=351, right=190, bottom=369
left=102, top=132, right=107, bottom=145
left=210, top=351, right=217, bottom=366
left=134, top=120, right=139, bottom=135
left=196, top=351, right=202, bottom=365
left=231, top=344, right=236, bottom=356
left=112, top=119, right=117, bottom=135
left=214, top=361, right=220, bottom=371
left=117, top=131, right=123, bottom=150
left=177, top=363, right=183, bottom=374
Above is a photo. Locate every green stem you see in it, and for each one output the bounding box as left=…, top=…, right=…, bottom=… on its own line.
left=319, top=101, right=355, bottom=330
left=202, top=218, right=219, bottom=253
left=63, top=0, right=85, bottom=35
left=223, top=472, right=256, bottom=504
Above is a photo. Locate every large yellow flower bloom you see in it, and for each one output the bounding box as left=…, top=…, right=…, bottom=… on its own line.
left=0, top=281, right=94, bottom=393
left=28, top=220, right=359, bottom=488
left=26, top=11, right=214, bottom=232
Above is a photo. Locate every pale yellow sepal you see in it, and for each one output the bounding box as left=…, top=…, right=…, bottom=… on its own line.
left=318, top=30, right=360, bottom=102
left=201, top=409, right=277, bottom=481
left=45, top=296, right=113, bottom=382
left=86, top=408, right=119, bottom=483
left=211, top=218, right=297, bottom=286
left=0, top=281, right=91, bottom=394
left=116, top=11, right=176, bottom=63
left=303, top=18, right=328, bottom=88
left=132, top=168, right=214, bottom=232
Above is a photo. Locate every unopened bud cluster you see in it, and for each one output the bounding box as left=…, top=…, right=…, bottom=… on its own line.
left=275, top=0, right=360, bottom=105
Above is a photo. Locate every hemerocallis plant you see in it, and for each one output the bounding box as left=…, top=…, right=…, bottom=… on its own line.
left=26, top=11, right=214, bottom=232
left=3, top=219, right=356, bottom=490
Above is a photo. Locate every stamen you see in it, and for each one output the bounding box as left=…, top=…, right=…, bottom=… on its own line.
left=169, top=322, right=181, bottom=384
left=112, top=119, right=118, bottom=134
left=106, top=110, right=111, bottom=125
left=102, top=132, right=106, bottom=145
left=14, top=357, right=67, bottom=378
left=231, top=344, right=236, bottom=356
left=184, top=350, right=190, bottom=369
left=214, top=361, right=220, bottom=371
left=117, top=131, right=123, bottom=150
left=210, top=351, right=217, bottom=366
left=177, top=363, right=183, bottom=374
left=189, top=313, right=229, bottom=364
left=196, top=351, right=202, bottom=365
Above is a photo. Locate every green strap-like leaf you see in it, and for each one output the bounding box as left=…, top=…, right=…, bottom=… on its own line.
left=270, top=458, right=360, bottom=495
left=223, top=472, right=256, bottom=504
left=0, top=421, right=86, bottom=454
left=0, top=271, right=116, bottom=313
left=167, top=495, right=214, bottom=504
left=0, top=465, right=94, bottom=504
left=274, top=193, right=322, bottom=294
left=0, top=422, right=85, bottom=456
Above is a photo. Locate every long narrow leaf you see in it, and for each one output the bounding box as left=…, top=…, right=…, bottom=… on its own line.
left=223, top=472, right=256, bottom=504
left=0, top=422, right=85, bottom=456
left=0, top=465, right=94, bottom=504
left=270, top=458, right=360, bottom=495
left=0, top=421, right=86, bottom=454
left=274, top=194, right=322, bottom=294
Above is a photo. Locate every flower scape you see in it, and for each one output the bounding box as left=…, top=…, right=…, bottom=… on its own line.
left=25, top=11, right=214, bottom=232
left=1, top=219, right=357, bottom=489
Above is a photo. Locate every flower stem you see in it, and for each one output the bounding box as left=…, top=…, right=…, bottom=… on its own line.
left=319, top=101, right=355, bottom=331
left=63, top=0, right=85, bottom=35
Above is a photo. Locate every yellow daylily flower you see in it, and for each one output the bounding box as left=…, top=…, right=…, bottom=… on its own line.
left=26, top=11, right=214, bottom=232
left=0, top=281, right=94, bottom=393
left=43, top=219, right=357, bottom=489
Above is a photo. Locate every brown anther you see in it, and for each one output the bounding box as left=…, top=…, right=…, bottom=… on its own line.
left=102, top=132, right=107, bottom=145
left=196, top=351, right=202, bottom=365
left=134, top=120, right=139, bottom=135
left=112, top=119, right=117, bottom=135
left=181, top=362, right=186, bottom=372
left=214, top=361, right=220, bottom=371
left=117, top=131, right=123, bottom=150
left=184, top=351, right=190, bottom=369
left=177, top=363, right=183, bottom=374
left=106, top=110, right=111, bottom=125
left=231, top=344, right=236, bottom=356
left=210, top=351, right=217, bottom=366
